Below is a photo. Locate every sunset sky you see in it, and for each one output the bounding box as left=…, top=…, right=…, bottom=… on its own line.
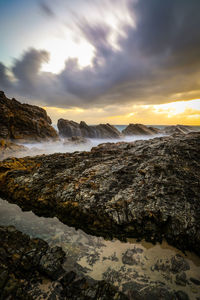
left=0, top=0, right=200, bottom=125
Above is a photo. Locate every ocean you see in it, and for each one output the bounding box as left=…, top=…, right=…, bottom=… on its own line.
left=21, top=124, right=199, bottom=158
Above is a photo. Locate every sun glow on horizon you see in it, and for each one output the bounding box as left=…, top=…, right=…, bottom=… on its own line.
left=151, top=99, right=200, bottom=117
left=44, top=99, right=200, bottom=125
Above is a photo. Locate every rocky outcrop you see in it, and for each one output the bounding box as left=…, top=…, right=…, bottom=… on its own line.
left=163, top=125, right=193, bottom=135
left=122, top=124, right=160, bottom=136
left=0, top=225, right=128, bottom=300
left=57, top=119, right=121, bottom=139
left=0, top=133, right=199, bottom=255
left=0, top=91, right=58, bottom=141
left=0, top=139, right=28, bottom=160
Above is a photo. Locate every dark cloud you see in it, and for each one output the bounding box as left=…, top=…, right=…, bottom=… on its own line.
left=0, top=63, right=11, bottom=88
left=12, top=49, right=49, bottom=85
left=1, top=0, right=200, bottom=108
left=39, top=1, right=55, bottom=17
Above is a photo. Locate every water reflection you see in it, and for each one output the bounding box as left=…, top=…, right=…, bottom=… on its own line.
left=0, top=198, right=200, bottom=299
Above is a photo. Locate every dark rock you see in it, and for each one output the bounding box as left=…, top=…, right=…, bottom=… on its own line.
left=0, top=225, right=128, bottom=300
left=190, top=277, right=200, bottom=285
left=122, top=123, right=159, bottom=136
left=175, top=272, right=187, bottom=286
left=123, top=283, right=175, bottom=300
left=0, top=133, right=200, bottom=255
left=0, top=91, right=58, bottom=141
left=175, top=290, right=190, bottom=300
left=153, top=255, right=190, bottom=276
left=57, top=118, right=121, bottom=139
left=39, top=246, right=65, bottom=280
left=171, top=254, right=190, bottom=273
left=122, top=247, right=143, bottom=265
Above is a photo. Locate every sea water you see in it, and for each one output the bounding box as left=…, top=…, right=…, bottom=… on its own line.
left=0, top=198, right=200, bottom=298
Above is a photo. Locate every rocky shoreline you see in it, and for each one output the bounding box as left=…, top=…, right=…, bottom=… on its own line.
left=0, top=225, right=129, bottom=300
left=0, top=91, right=200, bottom=299
left=0, top=132, right=199, bottom=256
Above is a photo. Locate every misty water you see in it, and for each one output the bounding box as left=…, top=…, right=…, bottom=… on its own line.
left=21, top=134, right=164, bottom=157
left=18, top=125, right=200, bottom=158
left=0, top=198, right=200, bottom=298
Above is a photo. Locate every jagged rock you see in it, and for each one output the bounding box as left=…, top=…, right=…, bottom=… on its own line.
left=0, top=91, right=58, bottom=141
left=0, top=133, right=199, bottom=255
left=0, top=139, right=29, bottom=160
left=0, top=226, right=128, bottom=300
left=190, top=277, right=200, bottom=285
left=122, top=123, right=159, bottom=136
left=163, top=125, right=193, bottom=135
left=57, top=119, right=121, bottom=139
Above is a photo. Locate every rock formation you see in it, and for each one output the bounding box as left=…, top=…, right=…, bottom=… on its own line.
left=0, top=139, right=28, bottom=160
left=163, top=125, right=193, bottom=135
left=0, top=133, right=199, bottom=255
left=0, top=91, right=58, bottom=141
left=122, top=124, right=160, bottom=136
left=0, top=225, right=128, bottom=299
left=57, top=119, right=121, bottom=139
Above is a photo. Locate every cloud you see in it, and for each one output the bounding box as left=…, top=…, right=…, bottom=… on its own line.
left=1, top=0, right=200, bottom=110
left=39, top=1, right=55, bottom=17
left=0, top=63, right=11, bottom=88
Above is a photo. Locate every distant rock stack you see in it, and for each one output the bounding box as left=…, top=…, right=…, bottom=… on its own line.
left=163, top=125, right=193, bottom=135
left=57, top=119, right=122, bottom=139
left=122, top=123, right=160, bottom=136
left=0, top=91, right=58, bottom=142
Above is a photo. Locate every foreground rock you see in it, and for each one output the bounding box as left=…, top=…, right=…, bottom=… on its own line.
left=0, top=139, right=29, bottom=160
left=0, top=133, right=199, bottom=255
left=122, top=124, right=161, bottom=136
left=163, top=125, right=193, bottom=135
left=58, top=119, right=121, bottom=139
left=0, top=225, right=128, bottom=300
left=0, top=91, right=58, bottom=141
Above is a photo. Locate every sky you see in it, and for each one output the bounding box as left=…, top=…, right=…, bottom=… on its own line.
left=0, top=0, right=200, bottom=125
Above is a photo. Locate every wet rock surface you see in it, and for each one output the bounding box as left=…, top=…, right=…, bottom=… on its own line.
left=1, top=199, right=200, bottom=300
left=122, top=123, right=160, bottom=135
left=0, top=139, right=28, bottom=160
left=0, top=91, right=58, bottom=141
left=0, top=132, right=199, bottom=256
left=57, top=119, right=122, bottom=139
left=0, top=225, right=128, bottom=300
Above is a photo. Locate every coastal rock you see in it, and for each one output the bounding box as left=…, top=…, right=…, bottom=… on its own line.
left=0, top=133, right=199, bottom=255
left=0, top=91, right=58, bottom=141
left=122, top=123, right=160, bottom=136
left=0, top=225, right=128, bottom=299
left=57, top=119, right=121, bottom=139
left=163, top=125, right=193, bottom=135
left=0, top=139, right=28, bottom=160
